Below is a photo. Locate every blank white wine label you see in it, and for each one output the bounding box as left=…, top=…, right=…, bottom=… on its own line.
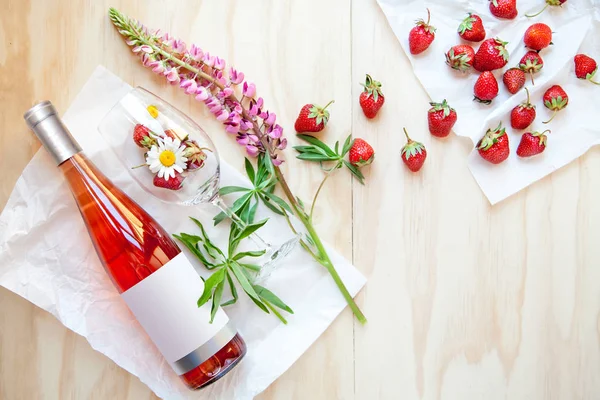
left=122, top=253, right=230, bottom=366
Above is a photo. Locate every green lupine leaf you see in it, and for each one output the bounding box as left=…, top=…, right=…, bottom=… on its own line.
left=173, top=234, right=216, bottom=268
left=262, top=191, right=293, bottom=213
left=255, top=285, right=294, bottom=314
left=197, top=268, right=226, bottom=308
left=191, top=218, right=225, bottom=258
left=220, top=271, right=238, bottom=307
left=343, top=160, right=365, bottom=185
left=244, top=158, right=256, bottom=184
left=234, top=219, right=269, bottom=243
left=260, top=193, right=286, bottom=215
left=233, top=250, right=267, bottom=260
left=296, top=153, right=335, bottom=162
left=210, top=279, right=225, bottom=323
left=213, top=191, right=253, bottom=225
left=342, top=135, right=354, bottom=155
left=239, top=263, right=262, bottom=272
left=219, top=186, right=251, bottom=196
left=230, top=262, right=264, bottom=306
left=296, top=135, right=337, bottom=157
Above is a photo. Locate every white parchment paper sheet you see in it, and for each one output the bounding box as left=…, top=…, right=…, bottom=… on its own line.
left=0, top=66, right=366, bottom=400
left=377, top=0, right=600, bottom=204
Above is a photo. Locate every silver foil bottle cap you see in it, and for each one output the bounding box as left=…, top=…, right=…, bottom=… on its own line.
left=24, top=101, right=82, bottom=165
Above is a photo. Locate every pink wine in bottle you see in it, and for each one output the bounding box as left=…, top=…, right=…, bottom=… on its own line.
left=24, top=101, right=246, bottom=390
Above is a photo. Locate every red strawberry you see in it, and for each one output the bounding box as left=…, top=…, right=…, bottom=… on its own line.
left=517, top=130, right=549, bottom=157
left=519, top=51, right=544, bottom=85
left=153, top=172, right=184, bottom=191
left=473, top=38, right=510, bottom=72
left=477, top=123, right=510, bottom=164
left=489, top=0, right=518, bottom=19
left=474, top=71, right=499, bottom=104
left=428, top=100, right=457, bottom=138
left=294, top=100, right=334, bottom=133
left=446, top=44, right=475, bottom=72
left=503, top=68, right=526, bottom=94
left=542, top=85, right=568, bottom=124
left=359, top=74, right=385, bottom=119
left=133, top=124, right=154, bottom=148
left=458, top=13, right=486, bottom=42
left=401, top=128, right=427, bottom=172
left=574, top=54, right=600, bottom=84
left=349, top=138, right=375, bottom=167
left=524, top=23, right=552, bottom=51
left=409, top=8, right=436, bottom=55
left=511, top=87, right=536, bottom=129
left=526, top=0, right=567, bottom=18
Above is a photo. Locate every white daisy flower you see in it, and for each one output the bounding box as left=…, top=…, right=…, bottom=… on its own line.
left=146, top=136, right=188, bottom=180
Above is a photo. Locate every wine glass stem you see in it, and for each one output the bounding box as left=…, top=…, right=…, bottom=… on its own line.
left=211, top=196, right=272, bottom=251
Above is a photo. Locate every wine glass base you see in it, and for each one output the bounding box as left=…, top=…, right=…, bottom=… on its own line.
left=253, top=234, right=301, bottom=284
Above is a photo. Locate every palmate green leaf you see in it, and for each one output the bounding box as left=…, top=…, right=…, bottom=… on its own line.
left=219, top=186, right=251, bottom=196
left=234, top=219, right=269, bottom=243
left=260, top=193, right=285, bottom=215
left=255, top=285, right=294, bottom=314
left=342, top=134, right=354, bottom=156
left=197, top=268, right=226, bottom=308
left=261, top=191, right=292, bottom=213
left=214, top=191, right=254, bottom=225
left=191, top=218, right=225, bottom=258
left=173, top=234, right=217, bottom=269
left=239, top=263, right=261, bottom=272
left=230, top=262, right=269, bottom=313
left=296, top=153, right=335, bottom=162
left=233, top=249, right=267, bottom=260
left=296, top=135, right=337, bottom=157
left=210, top=279, right=225, bottom=323
left=244, top=158, right=256, bottom=184
left=343, top=160, right=365, bottom=185
left=220, top=271, right=238, bottom=307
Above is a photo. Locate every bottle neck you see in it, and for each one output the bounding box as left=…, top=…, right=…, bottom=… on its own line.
left=24, top=102, right=82, bottom=165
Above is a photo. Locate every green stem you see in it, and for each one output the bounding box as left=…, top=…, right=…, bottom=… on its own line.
left=309, top=165, right=337, bottom=220
left=525, top=4, right=548, bottom=18
left=265, top=300, right=287, bottom=324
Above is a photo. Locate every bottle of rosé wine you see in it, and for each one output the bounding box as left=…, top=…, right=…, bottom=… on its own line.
left=24, top=101, right=246, bottom=390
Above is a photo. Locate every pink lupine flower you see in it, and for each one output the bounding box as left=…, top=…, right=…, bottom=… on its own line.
left=214, top=56, right=226, bottom=70
left=216, top=110, right=230, bottom=122
left=246, top=145, right=259, bottom=157
left=204, top=54, right=215, bottom=67
left=236, top=135, right=250, bottom=145
left=132, top=45, right=153, bottom=53
left=243, top=82, right=256, bottom=98
left=189, top=44, right=204, bottom=61
left=269, top=124, right=283, bottom=139
left=180, top=79, right=198, bottom=94
left=165, top=67, right=180, bottom=83
left=225, top=124, right=240, bottom=134
left=195, top=86, right=209, bottom=101
left=264, top=112, right=276, bottom=126
left=172, top=39, right=186, bottom=54
left=229, top=67, right=244, bottom=85
left=149, top=60, right=166, bottom=74
left=271, top=157, right=283, bottom=166
left=222, top=87, right=234, bottom=97
left=277, top=138, right=288, bottom=150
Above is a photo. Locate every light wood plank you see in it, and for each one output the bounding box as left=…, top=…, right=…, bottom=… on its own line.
left=352, top=0, right=600, bottom=399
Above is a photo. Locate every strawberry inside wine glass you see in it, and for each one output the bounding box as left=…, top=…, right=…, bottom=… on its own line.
left=98, top=87, right=298, bottom=281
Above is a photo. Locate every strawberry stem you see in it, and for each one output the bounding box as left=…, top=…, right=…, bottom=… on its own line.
left=529, top=71, right=535, bottom=85
left=322, top=99, right=335, bottom=111
left=309, top=166, right=337, bottom=220
left=589, top=77, right=600, bottom=85
left=403, top=127, right=412, bottom=143
left=524, top=87, right=531, bottom=105
left=543, top=110, right=557, bottom=124
left=526, top=4, right=548, bottom=17
left=426, top=8, right=431, bottom=25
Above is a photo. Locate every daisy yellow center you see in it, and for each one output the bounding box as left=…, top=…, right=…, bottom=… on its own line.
left=147, top=105, right=159, bottom=118
left=159, top=150, right=176, bottom=167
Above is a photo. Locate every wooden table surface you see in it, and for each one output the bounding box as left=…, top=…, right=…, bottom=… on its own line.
left=2, top=1, right=600, bottom=399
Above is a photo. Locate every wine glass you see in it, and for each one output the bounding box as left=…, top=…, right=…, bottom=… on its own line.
left=98, top=87, right=298, bottom=282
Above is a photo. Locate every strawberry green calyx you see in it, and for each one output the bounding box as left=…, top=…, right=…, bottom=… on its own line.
left=458, top=13, right=476, bottom=34
left=544, top=95, right=568, bottom=111
left=415, top=8, right=437, bottom=34
left=478, top=122, right=506, bottom=151
left=429, top=99, right=454, bottom=117
left=308, top=100, right=335, bottom=127
left=401, top=128, right=426, bottom=159
left=586, top=68, right=600, bottom=85
left=526, top=0, right=566, bottom=17
left=494, top=38, right=510, bottom=62
left=532, top=129, right=550, bottom=146
left=445, top=48, right=472, bottom=72
left=361, top=74, right=384, bottom=102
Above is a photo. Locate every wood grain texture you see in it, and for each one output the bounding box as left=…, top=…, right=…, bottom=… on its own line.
left=1, top=0, right=599, bottom=399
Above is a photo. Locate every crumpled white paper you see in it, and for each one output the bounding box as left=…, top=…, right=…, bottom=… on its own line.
left=377, top=0, right=600, bottom=204
left=0, top=66, right=366, bottom=400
